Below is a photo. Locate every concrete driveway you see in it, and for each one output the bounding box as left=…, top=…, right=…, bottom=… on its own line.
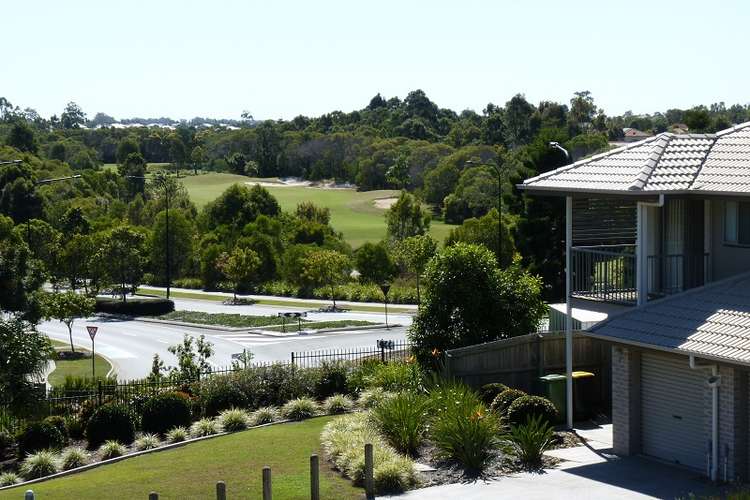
left=389, top=424, right=724, bottom=499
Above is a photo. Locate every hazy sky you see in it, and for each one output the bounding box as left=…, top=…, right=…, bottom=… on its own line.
left=4, top=0, right=749, bottom=121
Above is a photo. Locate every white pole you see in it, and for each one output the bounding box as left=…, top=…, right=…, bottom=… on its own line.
left=565, top=195, right=573, bottom=429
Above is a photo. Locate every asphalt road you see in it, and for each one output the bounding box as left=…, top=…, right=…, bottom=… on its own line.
left=39, top=316, right=409, bottom=380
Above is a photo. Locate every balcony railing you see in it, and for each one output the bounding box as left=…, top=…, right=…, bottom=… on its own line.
left=571, top=245, right=709, bottom=305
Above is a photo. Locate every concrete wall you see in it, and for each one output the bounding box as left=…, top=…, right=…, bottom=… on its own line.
left=711, top=200, right=750, bottom=281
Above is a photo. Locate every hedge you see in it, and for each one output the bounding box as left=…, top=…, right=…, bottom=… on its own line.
left=95, top=297, right=174, bottom=316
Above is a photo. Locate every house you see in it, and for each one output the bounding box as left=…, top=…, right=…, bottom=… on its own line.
left=520, top=122, right=750, bottom=482
left=622, top=127, right=652, bottom=142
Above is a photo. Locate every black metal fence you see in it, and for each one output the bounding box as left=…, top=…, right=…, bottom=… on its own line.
left=290, top=339, right=412, bottom=368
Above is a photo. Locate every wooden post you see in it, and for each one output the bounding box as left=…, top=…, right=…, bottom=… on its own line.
left=149, top=493, right=159, bottom=500
left=310, top=454, right=320, bottom=500
left=216, top=481, right=226, bottom=500
left=364, top=443, right=374, bottom=499
left=262, top=466, right=272, bottom=500
left=24, top=491, right=35, bottom=500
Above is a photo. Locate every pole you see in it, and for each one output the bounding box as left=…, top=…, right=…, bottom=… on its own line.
left=565, top=195, right=573, bottom=429
left=262, top=466, right=272, bottom=500
left=364, top=443, right=374, bottom=499
left=310, top=454, right=320, bottom=500
left=497, top=163, right=502, bottom=266
left=91, top=337, right=96, bottom=379
left=164, top=180, right=171, bottom=300
left=384, top=298, right=389, bottom=329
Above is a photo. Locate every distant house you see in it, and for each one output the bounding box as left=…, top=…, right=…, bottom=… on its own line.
left=520, top=122, right=750, bottom=482
left=622, top=127, right=651, bottom=142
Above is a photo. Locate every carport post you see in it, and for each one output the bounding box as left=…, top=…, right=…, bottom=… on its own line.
left=565, top=195, right=573, bottom=429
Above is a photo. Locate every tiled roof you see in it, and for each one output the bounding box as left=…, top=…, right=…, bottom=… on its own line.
left=587, top=273, right=750, bottom=366
left=522, top=122, right=750, bottom=195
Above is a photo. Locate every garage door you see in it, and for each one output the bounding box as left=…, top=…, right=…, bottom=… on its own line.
left=641, top=352, right=707, bottom=470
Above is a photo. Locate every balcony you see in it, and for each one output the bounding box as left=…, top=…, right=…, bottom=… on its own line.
left=571, top=245, right=709, bottom=305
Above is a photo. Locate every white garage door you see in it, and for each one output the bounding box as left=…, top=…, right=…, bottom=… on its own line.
left=641, top=352, right=707, bottom=470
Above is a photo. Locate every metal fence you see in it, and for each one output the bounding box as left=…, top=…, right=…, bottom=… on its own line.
left=290, top=339, right=412, bottom=368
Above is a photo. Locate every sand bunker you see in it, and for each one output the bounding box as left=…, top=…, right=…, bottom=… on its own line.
left=373, top=197, right=398, bottom=210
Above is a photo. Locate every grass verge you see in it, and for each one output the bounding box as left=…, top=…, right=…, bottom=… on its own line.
left=264, top=320, right=377, bottom=332
left=158, top=311, right=292, bottom=328
left=48, top=347, right=113, bottom=387
left=0, top=417, right=361, bottom=500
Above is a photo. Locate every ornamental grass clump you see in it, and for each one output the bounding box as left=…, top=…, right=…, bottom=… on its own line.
left=357, top=388, right=394, bottom=410
left=429, top=380, right=500, bottom=472
left=165, top=426, right=189, bottom=443
left=321, top=413, right=417, bottom=494
left=249, top=407, right=278, bottom=426
left=0, top=472, right=19, bottom=486
left=281, top=397, right=319, bottom=421
left=323, top=394, right=355, bottom=415
left=98, top=440, right=126, bottom=460
left=60, top=446, right=91, bottom=470
left=190, top=418, right=220, bottom=438
left=134, top=433, right=161, bottom=451
left=20, top=450, right=60, bottom=479
left=508, top=414, right=555, bottom=465
left=218, top=408, right=250, bottom=432
left=371, top=391, right=431, bottom=456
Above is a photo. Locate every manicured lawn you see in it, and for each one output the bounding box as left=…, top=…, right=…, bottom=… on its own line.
left=180, top=172, right=454, bottom=247
left=0, top=417, right=361, bottom=500
left=48, top=346, right=113, bottom=386
left=264, top=320, right=377, bottom=332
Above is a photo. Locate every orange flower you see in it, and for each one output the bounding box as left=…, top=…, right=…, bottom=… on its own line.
left=431, top=348, right=441, bottom=357
left=406, top=355, right=416, bottom=364
left=469, top=408, right=485, bottom=422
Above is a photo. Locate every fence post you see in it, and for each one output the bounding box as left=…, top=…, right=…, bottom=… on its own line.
left=310, top=454, right=320, bottom=500
left=262, top=466, right=272, bottom=500
left=148, top=493, right=158, bottom=500
left=379, top=342, right=385, bottom=363
left=97, top=381, right=103, bottom=406
left=291, top=352, right=295, bottom=367
left=216, top=481, right=226, bottom=500
left=25, top=490, right=34, bottom=500
left=364, top=443, right=374, bottom=499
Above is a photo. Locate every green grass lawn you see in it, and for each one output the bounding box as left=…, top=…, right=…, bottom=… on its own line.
left=0, top=417, right=360, bottom=500
left=264, top=320, right=377, bottom=332
left=180, top=172, right=454, bottom=247
left=47, top=346, right=113, bottom=386
left=157, top=311, right=378, bottom=330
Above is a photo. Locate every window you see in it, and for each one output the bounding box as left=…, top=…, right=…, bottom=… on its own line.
left=725, top=201, right=750, bottom=245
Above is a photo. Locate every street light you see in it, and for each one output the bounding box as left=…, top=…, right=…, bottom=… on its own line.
left=126, top=174, right=176, bottom=299
left=465, top=159, right=504, bottom=266
left=549, top=142, right=571, bottom=162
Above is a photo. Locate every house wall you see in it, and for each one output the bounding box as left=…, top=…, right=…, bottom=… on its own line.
left=611, top=344, right=748, bottom=482
left=711, top=200, right=750, bottom=280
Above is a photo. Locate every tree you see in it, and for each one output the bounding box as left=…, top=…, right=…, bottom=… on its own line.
left=119, top=152, right=147, bottom=199
left=60, top=102, right=86, bottom=129
left=394, top=234, right=437, bottom=304
left=295, top=201, right=331, bottom=225
left=568, top=91, right=597, bottom=132
left=149, top=209, right=194, bottom=285
left=41, top=291, right=95, bottom=352
left=386, top=154, right=410, bottom=189
left=442, top=166, right=499, bottom=223
left=217, top=247, right=261, bottom=301
left=385, top=191, right=431, bottom=241
left=355, top=241, right=396, bottom=284
left=445, top=208, right=515, bottom=268
left=408, top=243, right=546, bottom=364
left=168, top=133, right=187, bottom=172
left=116, top=137, right=141, bottom=164
left=59, top=233, right=94, bottom=290
left=0, top=215, right=43, bottom=315
left=0, top=161, right=43, bottom=223
left=190, top=145, right=205, bottom=175
left=100, top=226, right=147, bottom=301
left=6, top=121, right=37, bottom=153
left=203, top=184, right=280, bottom=231
left=301, top=249, right=350, bottom=309
left=167, top=334, right=214, bottom=380
left=0, top=318, right=53, bottom=412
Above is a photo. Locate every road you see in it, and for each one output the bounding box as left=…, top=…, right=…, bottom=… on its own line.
left=39, top=310, right=410, bottom=380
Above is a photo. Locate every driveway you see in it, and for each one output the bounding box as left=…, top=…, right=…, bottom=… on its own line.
left=389, top=424, right=724, bottom=499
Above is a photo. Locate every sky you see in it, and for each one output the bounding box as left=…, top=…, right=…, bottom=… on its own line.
left=4, top=0, right=750, bottom=121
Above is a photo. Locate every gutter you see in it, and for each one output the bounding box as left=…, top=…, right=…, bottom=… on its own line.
left=689, top=354, right=720, bottom=482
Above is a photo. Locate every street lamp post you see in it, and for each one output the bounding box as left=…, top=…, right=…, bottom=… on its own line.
left=127, top=174, right=174, bottom=299
left=465, top=159, right=504, bottom=266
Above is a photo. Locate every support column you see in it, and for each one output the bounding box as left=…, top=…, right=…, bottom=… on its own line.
left=636, top=203, right=648, bottom=306
left=612, top=345, right=641, bottom=455
left=565, top=196, right=573, bottom=429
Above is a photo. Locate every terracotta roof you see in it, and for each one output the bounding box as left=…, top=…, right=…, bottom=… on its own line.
left=521, top=122, right=750, bottom=195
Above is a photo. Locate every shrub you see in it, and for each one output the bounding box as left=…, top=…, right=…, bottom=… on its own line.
left=508, top=414, right=555, bottom=465
left=43, top=416, right=69, bottom=441
left=20, top=450, right=60, bottom=479
left=141, top=392, right=192, bottom=435
left=98, top=440, right=126, bottom=460
left=134, top=433, right=161, bottom=451
left=479, top=383, right=508, bottom=406
left=323, top=394, right=355, bottom=415
left=18, top=421, right=66, bottom=457
left=190, top=418, right=220, bottom=438
left=0, top=428, right=13, bottom=458
left=281, top=398, right=319, bottom=421
left=60, top=446, right=91, bottom=470
left=86, top=404, right=135, bottom=448
left=249, top=407, right=278, bottom=426
left=490, top=388, right=526, bottom=416
left=372, top=392, right=431, bottom=456
left=200, top=382, right=248, bottom=417
left=321, top=413, right=416, bottom=494
left=506, top=395, right=558, bottom=426
left=0, top=472, right=19, bottom=486
left=65, top=416, right=86, bottom=440
left=314, top=361, right=350, bottom=398
left=95, top=297, right=175, bottom=316
left=218, top=408, right=250, bottom=432
left=166, top=426, right=189, bottom=443
left=364, top=362, right=421, bottom=392
left=429, top=380, right=499, bottom=472
left=357, top=388, right=393, bottom=410
left=173, top=277, right=203, bottom=289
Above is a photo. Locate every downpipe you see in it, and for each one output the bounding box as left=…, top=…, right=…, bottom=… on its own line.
left=689, top=355, right=720, bottom=482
